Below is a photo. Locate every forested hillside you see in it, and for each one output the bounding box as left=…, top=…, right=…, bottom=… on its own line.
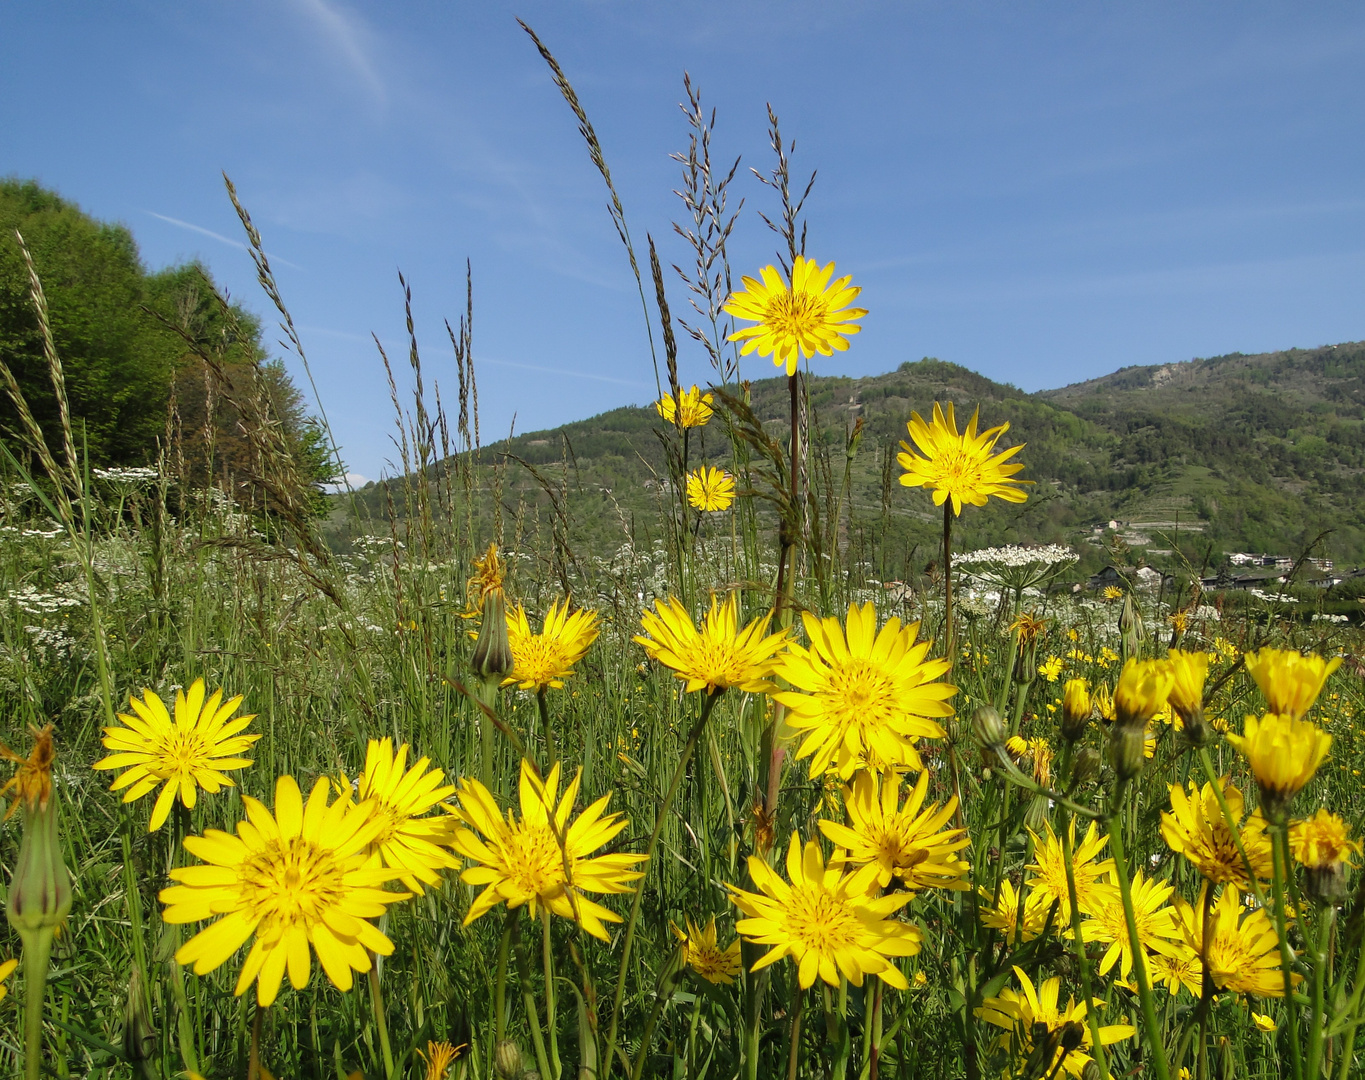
left=354, top=344, right=1365, bottom=577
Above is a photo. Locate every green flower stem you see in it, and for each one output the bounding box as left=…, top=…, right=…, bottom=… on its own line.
left=1333, top=929, right=1365, bottom=1080
left=513, top=913, right=554, bottom=1080
left=786, top=984, right=804, bottom=1080
left=542, top=910, right=561, bottom=1080
left=1270, top=824, right=1304, bottom=1080
left=1057, top=745, right=1109, bottom=1080
left=20, top=927, right=55, bottom=1080
left=495, top=911, right=514, bottom=1043
left=1107, top=780, right=1171, bottom=1080
left=942, top=503, right=955, bottom=664
left=602, top=688, right=722, bottom=1080
left=537, top=687, right=558, bottom=772
left=1307, top=902, right=1335, bottom=1080
left=368, top=960, right=396, bottom=1080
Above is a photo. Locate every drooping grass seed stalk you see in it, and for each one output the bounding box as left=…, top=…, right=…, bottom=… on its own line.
left=1107, top=779, right=1171, bottom=1080
left=602, top=688, right=723, bottom=1080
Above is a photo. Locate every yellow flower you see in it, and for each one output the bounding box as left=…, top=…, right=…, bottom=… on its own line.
left=449, top=760, right=645, bottom=941
left=1102, top=585, right=1124, bottom=601
left=505, top=599, right=600, bottom=690
left=93, top=680, right=260, bottom=832
left=1010, top=611, right=1048, bottom=643
left=685, top=466, right=736, bottom=512
left=1226, top=711, right=1331, bottom=816
left=417, top=1040, right=465, bottom=1080
left=1161, top=777, right=1272, bottom=890
left=464, top=542, right=505, bottom=614
left=1038, top=656, right=1064, bottom=682
left=1078, top=871, right=1182, bottom=979
left=1006, top=735, right=1054, bottom=787
left=1252, top=1012, right=1277, bottom=1033
left=1244, top=648, right=1342, bottom=720
left=160, top=774, right=409, bottom=1007
left=1174, top=885, right=1298, bottom=998
left=728, top=832, right=921, bottom=989
left=1026, top=820, right=1115, bottom=923
left=0, top=724, right=55, bottom=815
left=1166, top=649, right=1209, bottom=722
left=1093, top=686, right=1116, bottom=723
left=896, top=402, right=1031, bottom=516
left=817, top=769, right=970, bottom=893
left=671, top=916, right=742, bottom=984
left=1114, top=658, right=1174, bottom=728
left=0, top=957, right=15, bottom=1002
left=1289, top=808, right=1361, bottom=870
left=1149, top=943, right=1205, bottom=998
left=635, top=594, right=787, bottom=694
left=723, top=256, right=867, bottom=376
left=976, top=966, right=1136, bottom=1078
left=337, top=739, right=459, bottom=896
left=773, top=602, right=956, bottom=778
left=655, top=385, right=714, bottom=428
left=1168, top=611, right=1189, bottom=634
left=978, top=879, right=1053, bottom=943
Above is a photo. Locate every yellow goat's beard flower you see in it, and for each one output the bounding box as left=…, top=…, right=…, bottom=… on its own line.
left=1227, top=711, right=1331, bottom=818
left=160, top=774, right=410, bottom=1007
left=897, top=402, right=1031, bottom=516
left=1244, top=647, right=1341, bottom=720
left=723, top=256, right=866, bottom=375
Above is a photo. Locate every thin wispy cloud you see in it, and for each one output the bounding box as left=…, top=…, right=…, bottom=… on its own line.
left=143, top=211, right=304, bottom=271
left=480, top=356, right=650, bottom=389
left=290, top=0, right=386, bottom=105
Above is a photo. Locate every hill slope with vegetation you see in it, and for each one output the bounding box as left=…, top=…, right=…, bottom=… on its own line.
left=355, top=343, right=1365, bottom=579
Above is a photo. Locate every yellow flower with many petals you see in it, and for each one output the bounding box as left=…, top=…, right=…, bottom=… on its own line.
left=817, top=769, right=970, bottom=894
left=685, top=466, right=736, bottom=512
left=94, top=680, right=260, bottom=832
left=728, top=832, right=921, bottom=989
left=1006, top=735, right=1054, bottom=787
left=723, top=256, right=866, bottom=376
left=1078, top=870, right=1183, bottom=979
left=635, top=594, right=787, bottom=695
left=976, top=966, right=1136, bottom=1079
left=448, top=760, right=645, bottom=941
left=1149, top=943, right=1204, bottom=998
left=1227, top=711, right=1331, bottom=817
left=1166, top=649, right=1209, bottom=721
left=774, top=602, right=956, bottom=779
left=1290, top=808, right=1361, bottom=870
left=1161, top=777, right=1272, bottom=890
left=978, top=879, right=1054, bottom=943
left=655, top=385, right=714, bottom=428
left=160, top=774, right=409, bottom=1007
left=1102, top=585, right=1124, bottom=601
left=1174, top=885, right=1298, bottom=997
left=672, top=916, right=742, bottom=984
left=505, top=600, right=600, bottom=691
left=338, top=739, right=458, bottom=895
left=1026, top=820, right=1115, bottom=923
left=1244, top=648, right=1341, bottom=720
left=896, top=402, right=1030, bottom=516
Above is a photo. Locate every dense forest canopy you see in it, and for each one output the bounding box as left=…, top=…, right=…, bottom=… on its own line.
left=0, top=178, right=333, bottom=500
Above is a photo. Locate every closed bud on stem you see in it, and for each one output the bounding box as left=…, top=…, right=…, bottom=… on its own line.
left=1081, top=1063, right=1103, bottom=1080
left=1070, top=746, right=1101, bottom=788
left=472, top=587, right=513, bottom=687
left=122, top=970, right=156, bottom=1064
left=971, top=706, right=1006, bottom=751
left=1059, top=679, right=1091, bottom=743
left=1110, top=724, right=1147, bottom=783
left=1304, top=862, right=1349, bottom=907
left=495, top=1040, right=524, bottom=1080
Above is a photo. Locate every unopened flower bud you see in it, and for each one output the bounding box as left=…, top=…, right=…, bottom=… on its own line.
left=1059, top=1021, right=1085, bottom=1056
left=1082, top=1063, right=1103, bottom=1080
left=472, top=587, right=513, bottom=685
left=1060, top=679, right=1091, bottom=743
left=495, top=1040, right=524, bottom=1080
left=122, top=970, right=156, bottom=1064
left=4, top=727, right=71, bottom=939
left=1305, top=862, right=1350, bottom=907
left=1070, top=746, right=1101, bottom=788
left=972, top=706, right=1006, bottom=751
left=1110, top=724, right=1148, bottom=783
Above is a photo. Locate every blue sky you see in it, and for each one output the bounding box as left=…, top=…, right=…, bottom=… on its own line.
left=6, top=2, right=1365, bottom=483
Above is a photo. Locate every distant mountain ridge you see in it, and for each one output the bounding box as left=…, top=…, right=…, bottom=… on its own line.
left=358, top=341, right=1365, bottom=573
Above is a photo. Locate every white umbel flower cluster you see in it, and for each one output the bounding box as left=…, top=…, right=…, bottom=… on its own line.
left=957, top=544, right=1077, bottom=568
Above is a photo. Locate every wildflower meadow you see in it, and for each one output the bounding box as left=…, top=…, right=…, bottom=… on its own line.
left=1, top=27, right=1364, bottom=1080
